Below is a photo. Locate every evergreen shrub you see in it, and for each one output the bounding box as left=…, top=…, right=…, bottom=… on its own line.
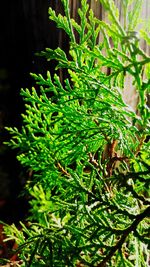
left=2, top=0, right=150, bottom=266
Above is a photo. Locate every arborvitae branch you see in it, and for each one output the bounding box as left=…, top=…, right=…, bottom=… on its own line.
left=97, top=206, right=150, bottom=267
left=3, top=1, right=150, bottom=266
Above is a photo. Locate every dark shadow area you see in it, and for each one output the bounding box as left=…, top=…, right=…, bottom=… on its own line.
left=0, top=0, right=63, bottom=223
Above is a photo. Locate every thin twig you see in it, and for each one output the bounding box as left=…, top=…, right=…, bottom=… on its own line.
left=96, top=206, right=150, bottom=267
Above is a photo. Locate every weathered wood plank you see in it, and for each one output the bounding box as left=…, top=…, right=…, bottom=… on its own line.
left=67, top=0, right=150, bottom=110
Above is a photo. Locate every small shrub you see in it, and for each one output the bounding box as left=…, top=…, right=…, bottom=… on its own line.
left=3, top=0, right=150, bottom=266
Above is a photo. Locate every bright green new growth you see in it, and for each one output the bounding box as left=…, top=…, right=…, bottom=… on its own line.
left=3, top=0, right=150, bottom=266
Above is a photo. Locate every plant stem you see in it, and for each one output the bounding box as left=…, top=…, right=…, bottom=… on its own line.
left=96, top=206, right=150, bottom=267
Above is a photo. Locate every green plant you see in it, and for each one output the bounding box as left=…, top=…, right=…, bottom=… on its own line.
left=3, top=0, right=150, bottom=266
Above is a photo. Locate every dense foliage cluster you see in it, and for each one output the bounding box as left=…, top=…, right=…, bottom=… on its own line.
left=2, top=0, right=150, bottom=266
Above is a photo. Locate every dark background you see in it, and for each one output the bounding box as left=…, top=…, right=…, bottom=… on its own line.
left=0, top=0, right=64, bottom=223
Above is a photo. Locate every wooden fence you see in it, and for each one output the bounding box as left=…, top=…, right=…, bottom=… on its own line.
left=57, top=0, right=150, bottom=110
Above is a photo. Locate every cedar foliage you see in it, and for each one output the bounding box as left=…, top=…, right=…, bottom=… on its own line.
left=2, top=0, right=150, bottom=266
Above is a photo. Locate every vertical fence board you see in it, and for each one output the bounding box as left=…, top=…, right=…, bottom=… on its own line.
left=66, top=0, right=150, bottom=110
